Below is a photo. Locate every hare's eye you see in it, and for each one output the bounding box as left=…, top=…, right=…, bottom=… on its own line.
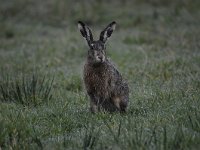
left=90, top=43, right=95, bottom=49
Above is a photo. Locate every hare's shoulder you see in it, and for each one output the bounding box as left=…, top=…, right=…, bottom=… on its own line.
left=106, top=59, right=123, bottom=78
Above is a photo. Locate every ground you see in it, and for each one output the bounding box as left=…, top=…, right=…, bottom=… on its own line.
left=0, top=0, right=200, bottom=149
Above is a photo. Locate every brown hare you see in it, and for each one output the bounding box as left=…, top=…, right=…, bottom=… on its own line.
left=78, top=21, right=129, bottom=113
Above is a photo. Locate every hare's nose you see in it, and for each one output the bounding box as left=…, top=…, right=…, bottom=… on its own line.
left=98, top=56, right=103, bottom=60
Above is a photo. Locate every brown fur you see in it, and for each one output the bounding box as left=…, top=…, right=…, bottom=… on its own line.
left=78, top=21, right=129, bottom=113
left=84, top=58, right=129, bottom=112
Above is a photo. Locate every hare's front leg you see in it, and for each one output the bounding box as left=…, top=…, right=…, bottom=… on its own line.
left=88, top=93, right=99, bottom=113
left=90, top=100, right=98, bottom=113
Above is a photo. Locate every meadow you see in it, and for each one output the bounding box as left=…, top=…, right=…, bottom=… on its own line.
left=0, top=0, right=200, bottom=149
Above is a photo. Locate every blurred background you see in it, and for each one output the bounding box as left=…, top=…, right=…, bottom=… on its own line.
left=1, top=0, right=200, bottom=28
left=0, top=0, right=200, bottom=74
left=0, top=0, right=200, bottom=87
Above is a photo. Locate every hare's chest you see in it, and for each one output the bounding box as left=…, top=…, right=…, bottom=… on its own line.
left=84, top=69, right=111, bottom=96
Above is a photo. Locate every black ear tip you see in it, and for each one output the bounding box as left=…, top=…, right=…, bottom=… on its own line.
left=78, top=21, right=84, bottom=26
left=112, top=21, right=116, bottom=25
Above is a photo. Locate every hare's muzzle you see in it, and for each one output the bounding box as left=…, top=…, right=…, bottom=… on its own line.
left=97, top=55, right=105, bottom=62
left=94, top=50, right=105, bottom=63
left=96, top=54, right=105, bottom=63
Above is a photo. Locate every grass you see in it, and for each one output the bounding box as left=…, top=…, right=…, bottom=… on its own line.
left=0, top=0, right=200, bottom=149
left=0, top=73, right=54, bottom=107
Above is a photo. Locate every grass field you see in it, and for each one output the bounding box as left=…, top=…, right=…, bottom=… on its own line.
left=0, top=0, right=200, bottom=149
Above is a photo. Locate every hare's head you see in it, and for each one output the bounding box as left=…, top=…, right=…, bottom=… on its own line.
left=78, top=21, right=116, bottom=64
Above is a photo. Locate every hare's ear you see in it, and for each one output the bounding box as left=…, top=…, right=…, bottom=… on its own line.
left=99, top=21, right=116, bottom=43
left=78, top=21, right=93, bottom=45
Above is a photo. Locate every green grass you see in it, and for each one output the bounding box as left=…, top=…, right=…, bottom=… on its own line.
left=0, top=73, right=54, bottom=107
left=0, top=0, right=200, bottom=149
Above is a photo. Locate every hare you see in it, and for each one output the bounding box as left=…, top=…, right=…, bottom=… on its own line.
left=78, top=21, right=129, bottom=113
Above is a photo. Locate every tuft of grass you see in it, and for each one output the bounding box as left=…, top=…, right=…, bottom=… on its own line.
left=0, top=73, right=54, bottom=107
